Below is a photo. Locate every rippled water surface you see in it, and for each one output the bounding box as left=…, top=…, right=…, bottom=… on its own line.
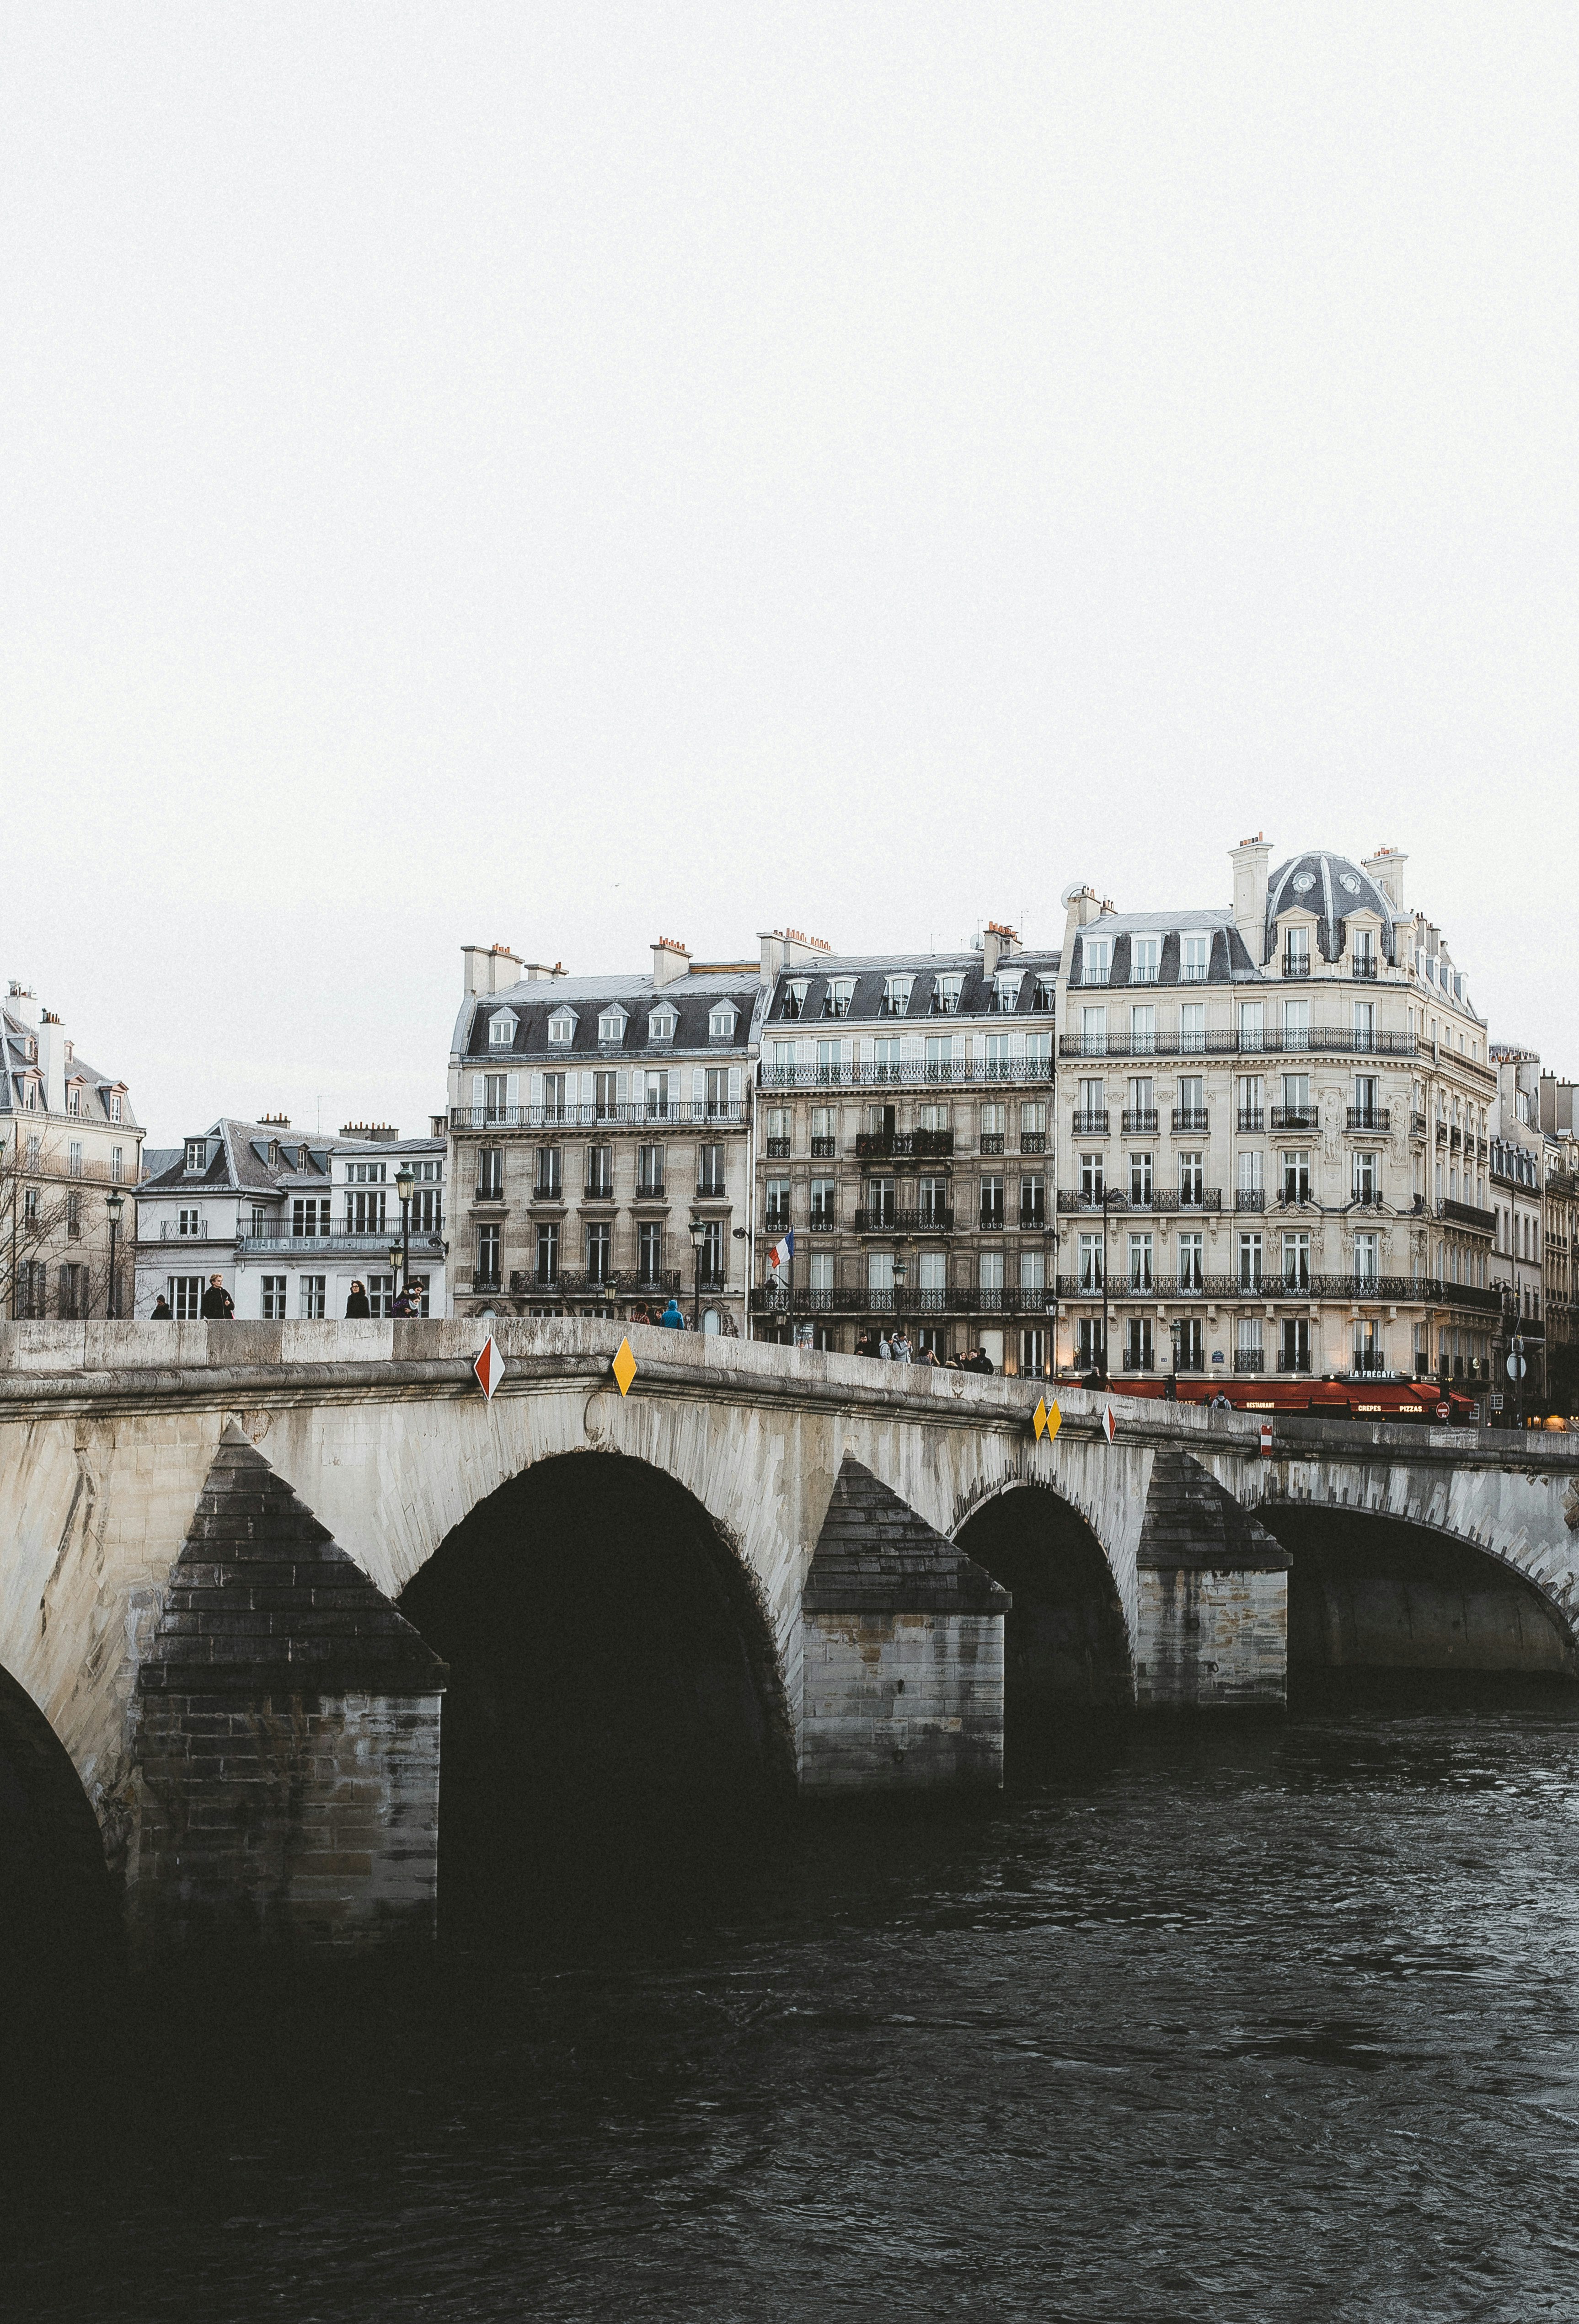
left=8, top=1690, right=1579, bottom=2323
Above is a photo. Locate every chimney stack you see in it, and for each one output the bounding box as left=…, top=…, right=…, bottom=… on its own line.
left=981, top=921, right=1019, bottom=980
left=1060, top=885, right=1101, bottom=964
left=1229, top=834, right=1273, bottom=964
left=36, top=1011, right=67, bottom=1114
left=652, top=937, right=691, bottom=989
left=1363, top=848, right=1407, bottom=914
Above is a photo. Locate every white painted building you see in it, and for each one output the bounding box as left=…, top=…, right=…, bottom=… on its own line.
left=134, top=1119, right=449, bottom=1320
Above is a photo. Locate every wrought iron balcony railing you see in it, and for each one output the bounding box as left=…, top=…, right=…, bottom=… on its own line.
left=1349, top=1108, right=1391, bottom=1132
left=760, top=1060, right=1049, bottom=1089
left=1122, top=1109, right=1158, bottom=1134
left=853, top=1129, right=955, bottom=1160
left=1171, top=1109, right=1209, bottom=1134
left=452, top=1101, right=745, bottom=1129
left=1271, top=1106, right=1317, bottom=1130
left=1071, top=1111, right=1109, bottom=1136
left=1061, top=1028, right=1418, bottom=1060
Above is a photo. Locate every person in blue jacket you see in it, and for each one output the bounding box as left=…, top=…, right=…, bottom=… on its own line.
left=659, top=1297, right=686, bottom=1329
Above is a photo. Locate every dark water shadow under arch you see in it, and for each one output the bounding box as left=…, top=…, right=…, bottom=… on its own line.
left=399, top=1449, right=796, bottom=1936
left=956, top=1483, right=1134, bottom=1769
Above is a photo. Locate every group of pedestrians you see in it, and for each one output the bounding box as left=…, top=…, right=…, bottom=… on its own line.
left=856, top=1330, right=996, bottom=1373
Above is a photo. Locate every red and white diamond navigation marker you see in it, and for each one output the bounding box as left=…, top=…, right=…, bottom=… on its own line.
left=473, top=1335, right=504, bottom=1401
left=1101, top=1405, right=1117, bottom=1445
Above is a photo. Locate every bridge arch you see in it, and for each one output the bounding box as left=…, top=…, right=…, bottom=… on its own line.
left=953, top=1476, right=1135, bottom=1730
left=1255, top=1492, right=1578, bottom=1681
left=0, top=1661, right=119, bottom=1963
left=398, top=1447, right=798, bottom=1918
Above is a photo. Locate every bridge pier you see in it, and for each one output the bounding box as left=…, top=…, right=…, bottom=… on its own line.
left=1133, top=1450, right=1290, bottom=1709
left=127, top=1427, right=446, bottom=1952
left=799, top=1458, right=1009, bottom=1789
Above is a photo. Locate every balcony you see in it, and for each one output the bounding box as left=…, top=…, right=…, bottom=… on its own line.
left=749, top=1283, right=1055, bottom=1319
left=583, top=1180, right=615, bottom=1204
left=237, top=1229, right=446, bottom=1259
left=1235, top=1349, right=1267, bottom=1372
left=1120, top=1351, right=1156, bottom=1371
left=807, top=1211, right=838, bottom=1233
left=1351, top=956, right=1379, bottom=979
left=765, top=1138, right=792, bottom=1158
left=810, top=1136, right=836, bottom=1158
left=1235, top=1189, right=1266, bottom=1212
left=1281, top=953, right=1311, bottom=980
left=1018, top=1205, right=1046, bottom=1231
left=1349, top=1350, right=1388, bottom=1375
left=1172, top=1109, right=1209, bottom=1134
left=1277, top=1351, right=1313, bottom=1373
left=1411, top=1112, right=1428, bottom=1137
left=978, top=1206, right=1006, bottom=1232
left=1060, top=1028, right=1418, bottom=1060
left=1237, top=1109, right=1265, bottom=1133
left=1056, top=1189, right=1223, bottom=1215
left=507, top=1269, right=684, bottom=1301
left=853, top=1129, right=955, bottom=1160
left=1122, top=1109, right=1158, bottom=1135
left=980, top=1133, right=1005, bottom=1155
left=1440, top=1198, right=1494, bottom=1234
left=451, top=1101, right=746, bottom=1130
left=761, top=1058, right=1047, bottom=1089
left=852, top=1205, right=898, bottom=1233
left=161, top=1219, right=212, bottom=1240
left=1271, top=1106, right=1317, bottom=1131
left=1071, top=1111, right=1110, bottom=1137
left=764, top=1208, right=792, bottom=1233
left=1348, top=1108, right=1390, bottom=1133
left=633, top=1181, right=667, bottom=1204
left=1020, top=1130, right=1047, bottom=1153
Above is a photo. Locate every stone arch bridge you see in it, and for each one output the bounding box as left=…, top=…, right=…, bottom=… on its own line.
left=1, top=1318, right=1576, bottom=1950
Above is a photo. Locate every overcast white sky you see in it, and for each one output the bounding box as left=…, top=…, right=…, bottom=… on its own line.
left=4, top=6, right=1576, bottom=1146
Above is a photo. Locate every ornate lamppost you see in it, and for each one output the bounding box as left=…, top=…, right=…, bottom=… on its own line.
left=105, top=1185, right=124, bottom=1318
left=689, top=1214, right=706, bottom=1332
left=395, top=1162, right=415, bottom=1303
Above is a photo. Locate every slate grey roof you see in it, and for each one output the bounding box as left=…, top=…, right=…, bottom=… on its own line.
left=1265, top=851, right=1398, bottom=967
left=766, top=952, right=1059, bottom=1028
left=457, top=969, right=765, bottom=1062
left=138, top=1120, right=443, bottom=1200
left=0, top=1004, right=140, bottom=1125
left=802, top=1456, right=1010, bottom=1615
left=1068, top=918, right=1258, bottom=987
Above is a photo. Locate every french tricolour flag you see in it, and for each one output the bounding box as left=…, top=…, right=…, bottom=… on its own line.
left=766, top=1226, right=794, bottom=1274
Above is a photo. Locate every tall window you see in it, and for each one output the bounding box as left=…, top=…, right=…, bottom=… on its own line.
left=1282, top=999, right=1309, bottom=1052
left=109, top=1092, right=122, bottom=1122
left=171, top=1276, right=203, bottom=1321
left=1130, top=937, right=1159, bottom=985
left=534, top=1222, right=558, bottom=1284
left=1178, top=1232, right=1204, bottom=1291
left=535, top=1147, right=562, bottom=1198
left=1353, top=1000, right=1376, bottom=1052
left=1077, top=1077, right=1106, bottom=1127
left=701, top=1220, right=725, bottom=1281
left=484, top=1073, right=509, bottom=1122
left=931, top=976, right=962, bottom=1015
left=1283, top=926, right=1310, bottom=977
left=299, top=1274, right=327, bottom=1319
left=917, top=1175, right=947, bottom=1226
left=476, top=1226, right=502, bottom=1286
left=261, top=1275, right=288, bottom=1320
left=882, top=975, right=913, bottom=1016
left=1079, top=1233, right=1103, bottom=1292
left=698, top=1144, right=725, bottom=1195
left=985, top=1033, right=1013, bottom=1079
left=637, top=1144, right=665, bottom=1196
left=1080, top=1152, right=1105, bottom=1202
left=477, top=1147, right=503, bottom=1199
left=1282, top=1150, right=1311, bottom=1203
left=638, top=1221, right=664, bottom=1282
left=1180, top=1003, right=1205, bottom=1055
left=978, top=1251, right=1005, bottom=1301
left=1129, top=1006, right=1156, bottom=1054
left=872, top=1037, right=901, bottom=1082
left=1129, top=1152, right=1153, bottom=1204
left=811, top=1176, right=837, bottom=1223
left=587, top=1222, right=612, bottom=1282
left=1283, top=1232, right=1311, bottom=1291
left=594, top=1071, right=619, bottom=1119
left=980, top=1175, right=1004, bottom=1228
left=822, top=981, right=853, bottom=1019
left=1238, top=1232, right=1263, bottom=1289
left=66, top=1086, right=80, bottom=1117
left=1124, top=1317, right=1153, bottom=1370
left=293, top=1198, right=331, bottom=1237
left=1353, top=1150, right=1377, bottom=1203
left=1239, top=1001, right=1264, bottom=1052
left=1353, top=1232, right=1379, bottom=1286
left=111, top=1145, right=123, bottom=1183
left=1178, top=1151, right=1204, bottom=1204
left=1236, top=1316, right=1263, bottom=1369
left=1080, top=1007, right=1107, bottom=1057
left=766, top=1178, right=791, bottom=1225
left=1177, top=1075, right=1204, bottom=1125
left=1281, top=1317, right=1311, bottom=1373
left=68, top=1141, right=82, bottom=1177
left=1128, top=1232, right=1153, bottom=1291
left=1181, top=935, right=1210, bottom=982
left=1237, top=1075, right=1264, bottom=1131
left=542, top=1072, right=567, bottom=1120
left=586, top=1144, right=613, bottom=1197
left=1081, top=937, right=1112, bottom=982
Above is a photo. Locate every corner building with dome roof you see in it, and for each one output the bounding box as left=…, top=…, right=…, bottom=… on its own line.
left=1052, top=837, right=1503, bottom=1392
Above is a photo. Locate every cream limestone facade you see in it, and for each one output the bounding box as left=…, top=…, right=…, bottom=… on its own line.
left=1052, top=841, right=1502, bottom=1391
left=3, top=982, right=143, bottom=1319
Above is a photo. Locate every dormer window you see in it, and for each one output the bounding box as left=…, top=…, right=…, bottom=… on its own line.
left=782, top=980, right=808, bottom=1020
left=995, top=974, right=1022, bottom=1013
left=882, top=975, right=914, bottom=1017
left=598, top=1007, right=629, bottom=1045
left=1282, top=926, right=1310, bottom=977
left=108, top=1091, right=123, bottom=1122
left=1081, top=938, right=1111, bottom=984
left=1181, top=935, right=1210, bottom=982
left=488, top=1008, right=519, bottom=1048
left=184, top=1139, right=206, bottom=1173
left=648, top=1006, right=677, bottom=1044
left=1034, top=976, right=1055, bottom=1011
left=709, top=1003, right=738, bottom=1039
left=823, top=979, right=855, bottom=1018
left=1130, top=938, right=1159, bottom=985
left=23, top=1035, right=36, bottom=1063
left=66, top=1085, right=80, bottom=1116
left=932, top=975, right=962, bottom=1016
left=547, top=1009, right=576, bottom=1047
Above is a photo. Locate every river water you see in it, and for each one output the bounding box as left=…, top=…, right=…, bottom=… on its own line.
left=7, top=1684, right=1579, bottom=2323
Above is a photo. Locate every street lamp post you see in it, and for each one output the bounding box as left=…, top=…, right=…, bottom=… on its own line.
left=395, top=1164, right=414, bottom=1306
left=892, top=1246, right=908, bottom=1351
left=1168, top=1314, right=1181, bottom=1401
left=689, top=1215, right=706, bottom=1332
left=105, top=1186, right=124, bottom=1318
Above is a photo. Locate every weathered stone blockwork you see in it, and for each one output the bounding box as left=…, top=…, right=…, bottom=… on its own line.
left=128, top=1425, right=445, bottom=1949
left=1134, top=1447, right=1290, bottom=1707
left=799, top=1457, right=1007, bottom=1789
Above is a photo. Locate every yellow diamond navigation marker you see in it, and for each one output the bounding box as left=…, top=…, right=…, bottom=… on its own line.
left=1032, top=1397, right=1048, bottom=1440
left=1044, top=1398, right=1062, bottom=1443
left=611, top=1337, right=638, bottom=1398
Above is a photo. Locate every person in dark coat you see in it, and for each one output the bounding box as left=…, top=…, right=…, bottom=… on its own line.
left=150, top=1294, right=173, bottom=1319
left=392, top=1282, right=422, bottom=1317
left=199, top=1275, right=234, bottom=1320
left=344, top=1280, right=371, bottom=1318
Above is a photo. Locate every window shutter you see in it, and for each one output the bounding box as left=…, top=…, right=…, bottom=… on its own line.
left=581, top=1071, right=594, bottom=1103
left=728, top=1067, right=741, bottom=1105
left=529, top=1072, right=543, bottom=1108
left=841, top=1039, right=852, bottom=1071
left=617, top=1069, right=629, bottom=1105
left=796, top=1040, right=812, bottom=1068
left=471, top=1074, right=484, bottom=1107
left=506, top=1073, right=520, bottom=1107
left=691, top=1066, right=705, bottom=1114
left=902, top=1034, right=923, bottom=1064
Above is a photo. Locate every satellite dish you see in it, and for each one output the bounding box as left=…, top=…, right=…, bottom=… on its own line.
left=1059, top=882, right=1086, bottom=909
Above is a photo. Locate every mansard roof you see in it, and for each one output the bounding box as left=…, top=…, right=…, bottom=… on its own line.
left=1265, top=851, right=1397, bottom=965
left=458, top=969, right=764, bottom=1062
left=765, top=951, right=1060, bottom=1027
